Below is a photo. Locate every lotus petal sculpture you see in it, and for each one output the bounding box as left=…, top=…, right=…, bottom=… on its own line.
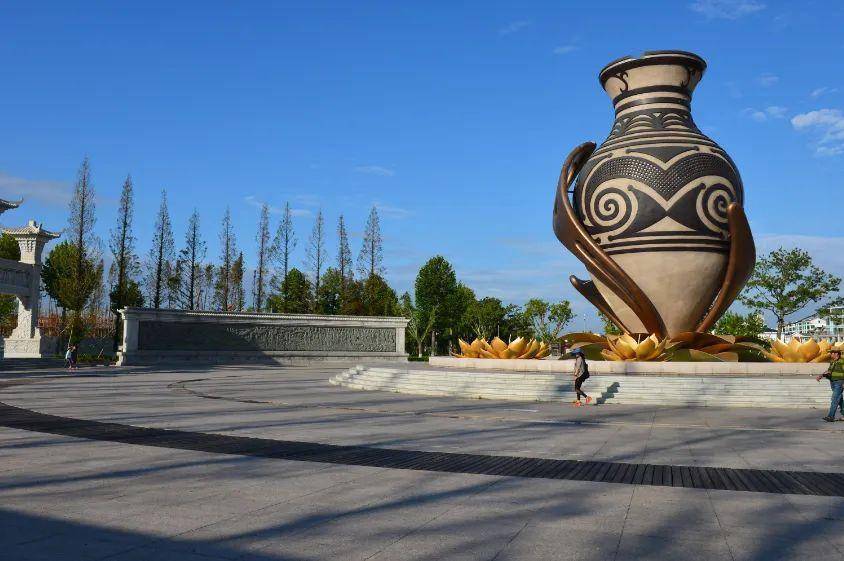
left=564, top=331, right=764, bottom=362
left=553, top=51, right=756, bottom=338
left=452, top=337, right=551, bottom=359
left=761, top=338, right=843, bottom=363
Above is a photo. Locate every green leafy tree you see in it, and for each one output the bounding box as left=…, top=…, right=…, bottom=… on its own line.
left=712, top=310, right=766, bottom=338
left=523, top=299, right=575, bottom=342
left=464, top=297, right=508, bottom=340
left=414, top=256, right=457, bottom=355
left=739, top=248, right=841, bottom=338
left=0, top=233, right=19, bottom=333
left=267, top=268, right=312, bottom=313
left=362, top=274, right=399, bottom=316
left=317, top=267, right=343, bottom=314
left=0, top=233, right=20, bottom=261
left=400, top=293, right=436, bottom=357
left=597, top=311, right=622, bottom=335
left=42, top=241, right=103, bottom=343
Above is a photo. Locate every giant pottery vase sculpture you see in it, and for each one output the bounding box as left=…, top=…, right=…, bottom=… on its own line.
left=553, top=51, right=755, bottom=338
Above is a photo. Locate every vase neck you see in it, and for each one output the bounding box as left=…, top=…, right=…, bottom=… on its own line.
left=599, top=51, right=706, bottom=115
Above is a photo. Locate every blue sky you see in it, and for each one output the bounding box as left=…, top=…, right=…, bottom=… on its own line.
left=1, top=0, right=843, bottom=329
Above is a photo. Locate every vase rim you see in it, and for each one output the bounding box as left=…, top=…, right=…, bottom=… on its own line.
left=599, top=51, right=707, bottom=87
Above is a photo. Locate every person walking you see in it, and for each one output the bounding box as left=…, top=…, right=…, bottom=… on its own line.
left=70, top=345, right=79, bottom=371
left=817, top=348, right=844, bottom=422
left=64, top=346, right=73, bottom=370
left=570, top=348, right=591, bottom=406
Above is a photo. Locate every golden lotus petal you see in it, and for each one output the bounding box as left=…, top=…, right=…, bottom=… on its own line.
left=479, top=338, right=493, bottom=352
left=800, top=338, right=821, bottom=361
left=508, top=337, right=527, bottom=355
left=470, top=338, right=484, bottom=353
left=499, top=348, right=517, bottom=359
left=715, top=352, right=739, bottom=362
left=491, top=337, right=508, bottom=353
left=812, top=352, right=832, bottom=363
left=614, top=338, right=637, bottom=360
left=635, top=337, right=656, bottom=360
left=478, top=348, right=498, bottom=359
left=649, top=338, right=667, bottom=359
left=601, top=349, right=623, bottom=361
left=620, top=333, right=639, bottom=349
left=518, top=340, right=540, bottom=359
left=458, top=339, right=472, bottom=355
left=788, top=338, right=801, bottom=352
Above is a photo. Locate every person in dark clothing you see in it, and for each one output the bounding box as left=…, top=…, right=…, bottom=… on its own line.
left=817, top=348, right=844, bottom=422
left=70, top=345, right=79, bottom=370
left=570, top=348, right=591, bottom=406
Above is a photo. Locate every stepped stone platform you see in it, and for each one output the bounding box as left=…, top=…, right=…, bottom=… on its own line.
left=331, top=359, right=835, bottom=409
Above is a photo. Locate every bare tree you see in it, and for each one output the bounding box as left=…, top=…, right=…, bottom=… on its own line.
left=253, top=203, right=272, bottom=311
left=231, top=252, right=246, bottom=311
left=66, top=156, right=102, bottom=343
left=178, top=210, right=206, bottom=309
left=337, top=214, right=353, bottom=287
left=108, top=174, right=139, bottom=350
left=271, top=202, right=296, bottom=293
left=147, top=190, right=175, bottom=309
left=215, top=207, right=237, bottom=311
left=306, top=208, right=326, bottom=304
left=357, top=206, right=384, bottom=279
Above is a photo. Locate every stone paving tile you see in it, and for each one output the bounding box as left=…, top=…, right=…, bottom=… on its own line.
left=4, top=365, right=844, bottom=561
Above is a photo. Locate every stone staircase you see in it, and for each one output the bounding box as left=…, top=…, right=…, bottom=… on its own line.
left=332, top=365, right=834, bottom=409
left=0, top=357, right=67, bottom=373
left=330, top=365, right=619, bottom=403
left=601, top=376, right=831, bottom=408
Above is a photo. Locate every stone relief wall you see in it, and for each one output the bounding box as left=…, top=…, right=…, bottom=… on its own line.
left=137, top=321, right=397, bottom=353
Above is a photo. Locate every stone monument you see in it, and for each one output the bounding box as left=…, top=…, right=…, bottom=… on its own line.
left=553, top=50, right=755, bottom=338
left=117, top=307, right=409, bottom=365
left=0, top=202, right=60, bottom=358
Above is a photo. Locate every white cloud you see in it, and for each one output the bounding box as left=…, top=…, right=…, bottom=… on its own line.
left=0, top=172, right=70, bottom=207
left=354, top=165, right=395, bottom=177
left=553, top=45, right=578, bottom=55
left=742, top=106, right=787, bottom=122
left=689, top=0, right=766, bottom=19
left=791, top=108, right=844, bottom=156
left=243, top=195, right=312, bottom=217
left=498, top=20, right=530, bottom=35
left=757, top=73, right=779, bottom=87
left=374, top=203, right=411, bottom=220
left=810, top=87, right=838, bottom=99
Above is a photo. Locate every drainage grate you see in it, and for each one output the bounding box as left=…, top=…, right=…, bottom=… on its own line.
left=1, top=400, right=842, bottom=497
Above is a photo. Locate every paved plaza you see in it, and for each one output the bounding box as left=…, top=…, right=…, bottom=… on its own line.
left=3, top=364, right=844, bottom=560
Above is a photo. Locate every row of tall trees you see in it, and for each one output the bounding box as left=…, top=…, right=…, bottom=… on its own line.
left=34, top=158, right=399, bottom=350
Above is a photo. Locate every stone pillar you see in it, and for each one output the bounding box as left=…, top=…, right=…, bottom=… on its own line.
left=117, top=308, right=139, bottom=365
left=3, top=221, right=60, bottom=358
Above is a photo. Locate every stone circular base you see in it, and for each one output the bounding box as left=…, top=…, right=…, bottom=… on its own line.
left=332, top=362, right=832, bottom=409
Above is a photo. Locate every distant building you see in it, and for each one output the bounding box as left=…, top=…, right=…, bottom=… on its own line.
left=780, top=306, right=844, bottom=342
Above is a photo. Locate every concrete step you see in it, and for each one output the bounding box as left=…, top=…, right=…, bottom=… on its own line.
left=331, top=366, right=840, bottom=409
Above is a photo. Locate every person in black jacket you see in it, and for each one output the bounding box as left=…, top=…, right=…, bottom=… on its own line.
left=570, top=348, right=591, bottom=406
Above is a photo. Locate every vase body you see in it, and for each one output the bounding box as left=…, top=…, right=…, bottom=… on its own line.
left=573, top=51, right=743, bottom=335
